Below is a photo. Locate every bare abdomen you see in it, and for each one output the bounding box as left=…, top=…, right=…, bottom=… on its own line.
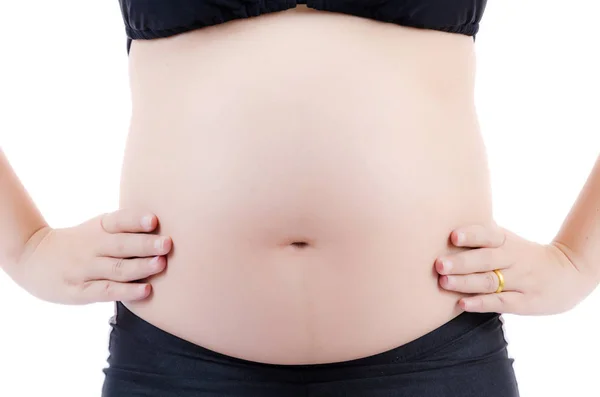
left=119, top=8, right=493, bottom=364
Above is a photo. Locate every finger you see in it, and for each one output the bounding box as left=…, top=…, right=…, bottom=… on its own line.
left=458, top=291, right=522, bottom=314
left=100, top=209, right=158, bottom=234
left=439, top=271, right=503, bottom=294
left=436, top=248, right=510, bottom=275
left=98, top=233, right=172, bottom=257
left=91, top=256, right=166, bottom=282
left=450, top=224, right=505, bottom=248
left=79, top=281, right=151, bottom=303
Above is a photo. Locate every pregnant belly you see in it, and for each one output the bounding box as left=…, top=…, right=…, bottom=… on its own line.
left=119, top=8, right=493, bottom=365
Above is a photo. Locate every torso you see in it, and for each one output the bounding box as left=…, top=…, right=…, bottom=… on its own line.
left=119, top=6, right=493, bottom=365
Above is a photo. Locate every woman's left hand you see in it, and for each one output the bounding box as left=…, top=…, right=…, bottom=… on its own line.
left=435, top=224, right=599, bottom=315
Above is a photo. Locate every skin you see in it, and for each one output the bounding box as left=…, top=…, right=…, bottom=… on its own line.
left=119, top=7, right=491, bottom=364
left=2, top=4, right=596, bottom=366
left=0, top=149, right=172, bottom=303
left=438, top=155, right=600, bottom=315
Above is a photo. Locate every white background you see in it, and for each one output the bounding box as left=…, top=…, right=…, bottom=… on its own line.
left=1, top=1, right=599, bottom=396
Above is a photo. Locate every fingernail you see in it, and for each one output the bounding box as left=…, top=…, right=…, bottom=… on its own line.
left=142, top=215, right=153, bottom=229
left=456, top=233, right=465, bottom=245
left=443, top=260, right=453, bottom=273
left=150, top=256, right=160, bottom=266
left=443, top=276, right=454, bottom=288
left=138, top=284, right=150, bottom=295
left=154, top=238, right=165, bottom=250
left=461, top=299, right=472, bottom=310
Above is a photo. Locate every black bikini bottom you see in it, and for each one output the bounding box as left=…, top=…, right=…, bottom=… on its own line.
left=102, top=302, right=520, bottom=396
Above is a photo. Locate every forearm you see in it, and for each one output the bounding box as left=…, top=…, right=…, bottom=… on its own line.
left=553, top=154, right=600, bottom=279
left=0, top=149, right=48, bottom=269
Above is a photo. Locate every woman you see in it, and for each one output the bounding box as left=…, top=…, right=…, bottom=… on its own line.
left=1, top=0, right=598, bottom=395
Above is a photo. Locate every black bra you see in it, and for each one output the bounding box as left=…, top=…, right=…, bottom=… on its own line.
left=119, top=0, right=488, bottom=53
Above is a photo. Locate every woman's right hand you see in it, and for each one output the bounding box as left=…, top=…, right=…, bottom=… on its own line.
left=8, top=209, right=172, bottom=304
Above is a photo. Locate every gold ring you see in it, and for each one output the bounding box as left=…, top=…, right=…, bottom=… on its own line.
left=493, top=269, right=505, bottom=293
